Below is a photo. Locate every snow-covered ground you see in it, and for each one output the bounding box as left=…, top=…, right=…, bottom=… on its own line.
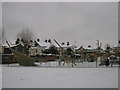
left=0, top=64, right=2, bottom=90
left=2, top=64, right=118, bottom=88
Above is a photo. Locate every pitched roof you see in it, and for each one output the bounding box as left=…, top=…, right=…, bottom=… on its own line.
left=35, top=40, right=51, bottom=49
left=2, top=40, right=24, bottom=48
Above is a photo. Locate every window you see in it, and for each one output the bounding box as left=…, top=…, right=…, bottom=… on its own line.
left=36, top=49, right=37, bottom=53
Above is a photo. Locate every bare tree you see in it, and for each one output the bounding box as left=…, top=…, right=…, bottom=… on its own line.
left=17, top=28, right=34, bottom=42
left=16, top=28, right=35, bottom=55
left=0, top=28, right=2, bottom=54
left=0, top=27, right=6, bottom=45
left=0, top=29, right=2, bottom=45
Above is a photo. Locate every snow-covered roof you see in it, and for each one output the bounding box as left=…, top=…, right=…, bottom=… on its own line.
left=37, top=41, right=48, bottom=47
left=36, top=40, right=49, bottom=46
left=2, top=41, right=16, bottom=47
left=75, top=47, right=80, bottom=50
left=53, top=43, right=60, bottom=48
left=53, top=42, right=73, bottom=48
left=35, top=40, right=52, bottom=49
left=2, top=40, right=24, bottom=48
left=35, top=40, right=77, bottom=50
left=2, top=42, right=8, bottom=47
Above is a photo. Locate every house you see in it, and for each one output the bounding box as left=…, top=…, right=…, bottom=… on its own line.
left=29, top=39, right=77, bottom=56
left=28, top=39, right=51, bottom=56
left=2, top=41, right=26, bottom=64
left=54, top=41, right=76, bottom=52
left=2, top=41, right=27, bottom=54
left=29, top=46, right=43, bottom=56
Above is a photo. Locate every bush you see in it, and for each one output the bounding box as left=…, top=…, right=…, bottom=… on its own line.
left=10, top=48, right=37, bottom=66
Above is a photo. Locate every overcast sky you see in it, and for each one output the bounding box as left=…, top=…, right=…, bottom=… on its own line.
left=2, top=2, right=118, bottom=48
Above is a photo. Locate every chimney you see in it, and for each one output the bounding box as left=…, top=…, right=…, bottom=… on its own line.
left=37, top=39, right=40, bottom=42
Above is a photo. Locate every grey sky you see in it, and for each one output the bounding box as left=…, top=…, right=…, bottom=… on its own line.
left=2, top=2, right=118, bottom=48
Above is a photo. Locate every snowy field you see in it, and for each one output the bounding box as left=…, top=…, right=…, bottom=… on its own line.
left=0, top=65, right=2, bottom=89
left=2, top=63, right=118, bottom=88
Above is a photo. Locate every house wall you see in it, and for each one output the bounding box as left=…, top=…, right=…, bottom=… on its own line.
left=36, top=46, right=43, bottom=55
left=29, top=46, right=44, bottom=56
